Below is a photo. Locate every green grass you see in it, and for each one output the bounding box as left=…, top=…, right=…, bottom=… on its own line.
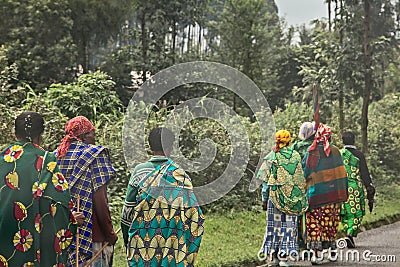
left=112, top=184, right=400, bottom=267
left=196, top=211, right=265, bottom=267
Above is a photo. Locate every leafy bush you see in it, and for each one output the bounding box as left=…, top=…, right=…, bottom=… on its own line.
left=45, top=71, right=123, bottom=121
left=368, top=93, right=400, bottom=187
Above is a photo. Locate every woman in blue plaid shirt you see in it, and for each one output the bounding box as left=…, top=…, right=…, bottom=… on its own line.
left=56, top=116, right=118, bottom=267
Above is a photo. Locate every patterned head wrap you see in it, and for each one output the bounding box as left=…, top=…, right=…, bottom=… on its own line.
left=274, top=130, right=291, bottom=152
left=298, top=122, right=316, bottom=140
left=306, top=124, right=332, bottom=169
left=57, top=116, right=95, bottom=158
left=310, top=124, right=332, bottom=156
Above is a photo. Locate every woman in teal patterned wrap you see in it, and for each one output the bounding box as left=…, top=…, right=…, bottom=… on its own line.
left=126, top=127, right=205, bottom=267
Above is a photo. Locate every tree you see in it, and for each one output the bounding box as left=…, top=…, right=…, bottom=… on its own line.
left=298, top=0, right=398, bottom=150
left=69, top=0, right=134, bottom=72
left=362, top=0, right=372, bottom=153
left=207, top=0, right=283, bottom=111
left=0, top=0, right=76, bottom=90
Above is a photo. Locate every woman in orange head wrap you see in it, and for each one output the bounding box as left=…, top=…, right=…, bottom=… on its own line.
left=257, top=130, right=308, bottom=266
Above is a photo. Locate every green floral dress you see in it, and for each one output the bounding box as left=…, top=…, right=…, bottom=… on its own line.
left=340, top=148, right=366, bottom=237
left=0, top=142, right=77, bottom=267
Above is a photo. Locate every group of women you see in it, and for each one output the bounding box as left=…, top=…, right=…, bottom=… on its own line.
left=257, top=122, right=375, bottom=266
left=0, top=111, right=375, bottom=267
left=0, top=112, right=204, bottom=267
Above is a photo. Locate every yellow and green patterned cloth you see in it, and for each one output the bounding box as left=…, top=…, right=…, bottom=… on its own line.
left=340, top=148, right=366, bottom=237
left=127, top=159, right=204, bottom=267
left=258, top=147, right=308, bottom=216
left=0, top=142, right=76, bottom=267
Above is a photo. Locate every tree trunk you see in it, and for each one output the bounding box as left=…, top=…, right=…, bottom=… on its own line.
left=181, top=27, right=185, bottom=54
left=198, top=24, right=202, bottom=55
left=172, top=20, right=176, bottom=63
left=328, top=0, right=332, bottom=31
left=77, top=38, right=88, bottom=74
left=362, top=0, right=372, bottom=153
left=338, top=0, right=344, bottom=133
left=187, top=24, right=191, bottom=52
left=141, top=10, right=147, bottom=82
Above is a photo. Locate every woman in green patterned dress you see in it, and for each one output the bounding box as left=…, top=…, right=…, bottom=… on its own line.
left=293, top=122, right=316, bottom=159
left=0, top=112, right=78, bottom=267
left=293, top=122, right=316, bottom=250
left=340, top=131, right=375, bottom=248
left=257, top=130, right=308, bottom=267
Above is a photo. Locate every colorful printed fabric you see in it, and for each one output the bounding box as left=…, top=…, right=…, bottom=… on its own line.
left=340, top=148, right=366, bottom=237
left=57, top=116, right=95, bottom=158
left=303, top=144, right=348, bottom=209
left=127, top=159, right=205, bottom=267
left=310, top=124, right=331, bottom=156
left=298, top=122, right=315, bottom=141
left=259, top=199, right=299, bottom=256
left=293, top=139, right=313, bottom=160
left=306, top=124, right=332, bottom=170
left=0, top=142, right=77, bottom=266
left=56, top=140, right=116, bottom=266
left=258, top=147, right=308, bottom=216
left=306, top=203, right=340, bottom=250
left=121, top=156, right=169, bottom=246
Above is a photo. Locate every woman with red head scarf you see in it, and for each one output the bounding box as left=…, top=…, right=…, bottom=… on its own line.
left=56, top=116, right=118, bottom=267
left=303, top=124, right=348, bottom=263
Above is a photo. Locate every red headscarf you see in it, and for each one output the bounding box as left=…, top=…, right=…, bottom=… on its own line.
left=57, top=116, right=95, bottom=158
left=306, top=124, right=332, bottom=169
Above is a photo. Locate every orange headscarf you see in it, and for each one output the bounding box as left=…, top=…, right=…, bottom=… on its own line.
left=274, top=130, right=291, bottom=152
left=57, top=116, right=95, bottom=158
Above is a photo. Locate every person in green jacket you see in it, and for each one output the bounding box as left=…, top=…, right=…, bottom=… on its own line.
left=258, top=130, right=308, bottom=267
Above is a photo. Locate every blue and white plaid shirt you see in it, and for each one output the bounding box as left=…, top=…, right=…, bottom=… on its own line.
left=57, top=140, right=116, bottom=265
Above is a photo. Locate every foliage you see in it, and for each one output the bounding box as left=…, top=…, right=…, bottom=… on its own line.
left=122, top=100, right=271, bottom=213
left=1, top=2, right=400, bottom=265
left=207, top=0, right=283, bottom=110
left=0, top=46, right=26, bottom=106
left=45, top=71, right=123, bottom=121
left=368, top=93, right=400, bottom=186
left=69, top=0, right=134, bottom=72
left=0, top=0, right=76, bottom=90
left=100, top=47, right=137, bottom=106
left=272, top=102, right=313, bottom=143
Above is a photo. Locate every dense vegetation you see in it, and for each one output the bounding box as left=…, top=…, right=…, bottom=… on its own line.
left=1, top=0, right=399, bottom=264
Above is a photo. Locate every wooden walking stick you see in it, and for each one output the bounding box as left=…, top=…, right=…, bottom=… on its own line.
left=76, top=195, right=80, bottom=267
left=83, top=227, right=121, bottom=267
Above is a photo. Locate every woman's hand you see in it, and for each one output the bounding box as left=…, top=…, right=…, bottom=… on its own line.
left=72, top=211, right=85, bottom=226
